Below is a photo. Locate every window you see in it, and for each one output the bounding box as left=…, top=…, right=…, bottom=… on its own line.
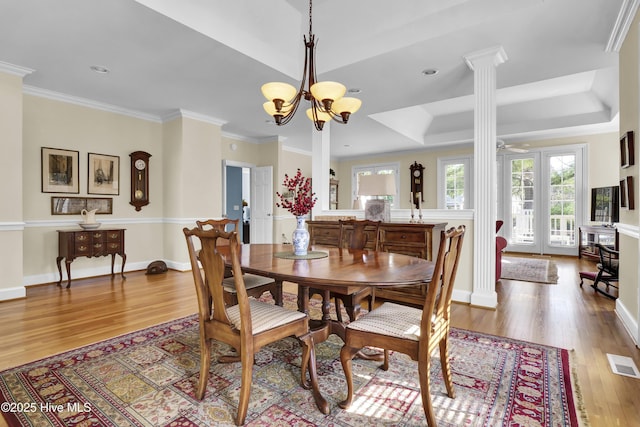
left=437, top=157, right=472, bottom=209
left=352, top=163, right=400, bottom=209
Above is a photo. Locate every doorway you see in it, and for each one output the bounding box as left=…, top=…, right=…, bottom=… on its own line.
left=222, top=161, right=274, bottom=244
left=499, top=145, right=585, bottom=256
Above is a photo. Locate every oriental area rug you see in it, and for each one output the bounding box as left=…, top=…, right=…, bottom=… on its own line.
left=501, top=256, right=559, bottom=284
left=0, top=295, right=586, bottom=427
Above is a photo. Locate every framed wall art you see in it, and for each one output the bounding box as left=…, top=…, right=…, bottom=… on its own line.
left=88, top=152, right=119, bottom=195
left=41, top=147, right=79, bottom=193
left=620, top=131, right=634, bottom=168
left=619, top=179, right=627, bottom=208
left=51, top=196, right=113, bottom=215
left=626, top=175, right=635, bottom=210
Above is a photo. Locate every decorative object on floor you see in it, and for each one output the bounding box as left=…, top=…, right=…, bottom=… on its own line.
left=276, top=169, right=316, bottom=256
left=145, top=260, right=168, bottom=275
left=261, top=0, right=361, bottom=130
left=0, top=293, right=586, bottom=427
left=501, top=255, right=559, bottom=284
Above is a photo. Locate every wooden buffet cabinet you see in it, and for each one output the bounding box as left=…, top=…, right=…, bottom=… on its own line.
left=56, top=228, right=126, bottom=288
left=307, top=220, right=447, bottom=307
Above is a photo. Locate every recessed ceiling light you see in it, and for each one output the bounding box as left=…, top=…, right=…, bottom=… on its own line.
left=344, top=144, right=351, bottom=147
left=347, top=88, right=362, bottom=94
left=422, top=68, right=438, bottom=76
left=90, top=65, right=110, bottom=74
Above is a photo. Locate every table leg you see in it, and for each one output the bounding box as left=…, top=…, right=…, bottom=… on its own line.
left=120, top=253, right=126, bottom=279
left=64, top=259, right=72, bottom=288
left=56, top=256, right=64, bottom=287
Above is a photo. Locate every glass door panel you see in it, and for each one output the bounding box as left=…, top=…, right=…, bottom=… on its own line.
left=510, top=157, right=536, bottom=246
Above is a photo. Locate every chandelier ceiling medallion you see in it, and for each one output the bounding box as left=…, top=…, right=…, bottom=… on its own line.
left=261, top=0, right=361, bottom=131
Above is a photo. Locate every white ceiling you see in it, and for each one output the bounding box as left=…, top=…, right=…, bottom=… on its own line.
left=0, top=0, right=625, bottom=159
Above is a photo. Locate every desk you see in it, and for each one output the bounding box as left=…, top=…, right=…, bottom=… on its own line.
left=219, top=243, right=433, bottom=413
left=56, top=229, right=126, bottom=288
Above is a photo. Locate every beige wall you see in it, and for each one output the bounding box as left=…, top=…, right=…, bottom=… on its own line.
left=617, top=10, right=640, bottom=338
left=20, top=95, right=166, bottom=283
left=336, top=133, right=617, bottom=213
left=0, top=72, right=24, bottom=295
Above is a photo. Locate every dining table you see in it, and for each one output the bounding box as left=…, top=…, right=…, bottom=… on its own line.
left=217, top=243, right=435, bottom=414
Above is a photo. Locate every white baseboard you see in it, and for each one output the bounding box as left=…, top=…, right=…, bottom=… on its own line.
left=452, top=289, right=471, bottom=304
left=616, top=298, right=639, bottom=347
left=0, top=286, right=26, bottom=301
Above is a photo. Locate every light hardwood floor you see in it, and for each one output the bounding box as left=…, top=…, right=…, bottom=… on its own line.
left=0, top=255, right=638, bottom=427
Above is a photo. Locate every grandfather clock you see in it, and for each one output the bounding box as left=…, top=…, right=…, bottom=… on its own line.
left=410, top=161, right=424, bottom=209
left=130, top=151, right=151, bottom=211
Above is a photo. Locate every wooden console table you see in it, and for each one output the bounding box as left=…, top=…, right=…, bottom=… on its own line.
left=307, top=220, right=447, bottom=307
left=56, top=228, right=126, bottom=288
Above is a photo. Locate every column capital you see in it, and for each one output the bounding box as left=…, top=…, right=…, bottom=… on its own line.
left=463, top=46, right=508, bottom=70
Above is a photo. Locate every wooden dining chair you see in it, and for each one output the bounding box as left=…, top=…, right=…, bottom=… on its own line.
left=309, top=219, right=381, bottom=322
left=184, top=227, right=320, bottom=426
left=334, top=219, right=381, bottom=321
left=196, top=218, right=283, bottom=306
left=338, top=225, right=466, bottom=426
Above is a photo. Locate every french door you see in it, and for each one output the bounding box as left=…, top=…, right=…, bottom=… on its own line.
left=500, top=145, right=584, bottom=256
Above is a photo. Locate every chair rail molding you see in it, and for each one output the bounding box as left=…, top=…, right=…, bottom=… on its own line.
left=616, top=223, right=639, bottom=239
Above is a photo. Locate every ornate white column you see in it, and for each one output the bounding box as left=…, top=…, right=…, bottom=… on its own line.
left=463, top=46, right=507, bottom=308
left=311, top=122, right=331, bottom=215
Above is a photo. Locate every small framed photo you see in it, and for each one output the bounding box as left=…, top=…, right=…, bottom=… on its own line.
left=620, top=179, right=627, bottom=208
left=88, top=153, right=119, bottom=195
left=41, top=147, right=79, bottom=193
left=620, top=131, right=634, bottom=168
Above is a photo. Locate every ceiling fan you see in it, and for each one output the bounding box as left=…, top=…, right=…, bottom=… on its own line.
left=497, top=139, right=529, bottom=153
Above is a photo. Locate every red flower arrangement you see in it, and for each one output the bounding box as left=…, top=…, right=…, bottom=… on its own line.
left=276, top=169, right=317, bottom=216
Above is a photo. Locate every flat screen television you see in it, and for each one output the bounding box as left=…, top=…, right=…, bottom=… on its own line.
left=591, top=186, right=619, bottom=223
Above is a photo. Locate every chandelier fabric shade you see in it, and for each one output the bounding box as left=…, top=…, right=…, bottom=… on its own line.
left=260, top=0, right=361, bottom=131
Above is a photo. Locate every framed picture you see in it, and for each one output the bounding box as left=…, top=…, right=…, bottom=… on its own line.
left=620, top=131, right=634, bottom=168
left=88, top=153, right=119, bottom=195
left=619, top=180, right=627, bottom=208
left=626, top=175, right=635, bottom=210
left=51, top=196, right=113, bottom=215
left=41, top=147, right=79, bottom=193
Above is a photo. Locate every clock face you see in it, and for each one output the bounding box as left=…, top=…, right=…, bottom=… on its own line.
left=413, top=169, right=421, bottom=177
left=134, top=159, right=146, bottom=170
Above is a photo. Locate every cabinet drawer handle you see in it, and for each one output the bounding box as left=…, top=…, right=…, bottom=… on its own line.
left=401, top=234, right=407, bottom=239
left=77, top=245, right=87, bottom=251
left=109, top=233, right=119, bottom=239
left=77, top=235, right=87, bottom=241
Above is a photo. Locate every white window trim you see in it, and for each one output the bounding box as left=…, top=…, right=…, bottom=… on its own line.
left=437, top=155, right=473, bottom=209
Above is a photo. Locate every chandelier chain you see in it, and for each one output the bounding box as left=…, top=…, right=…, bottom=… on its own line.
left=308, top=0, right=313, bottom=37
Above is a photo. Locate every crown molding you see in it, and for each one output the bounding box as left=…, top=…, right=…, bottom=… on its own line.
left=606, top=0, right=640, bottom=52
left=221, top=131, right=261, bottom=144
left=162, top=109, right=226, bottom=126
left=0, top=61, right=34, bottom=77
left=23, top=85, right=162, bottom=122
left=282, top=145, right=312, bottom=156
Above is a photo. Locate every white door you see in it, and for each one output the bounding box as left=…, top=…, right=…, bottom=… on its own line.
left=501, top=146, right=583, bottom=256
left=251, top=166, right=273, bottom=243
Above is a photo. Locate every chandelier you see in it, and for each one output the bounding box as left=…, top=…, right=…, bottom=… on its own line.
left=261, top=0, right=361, bottom=131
